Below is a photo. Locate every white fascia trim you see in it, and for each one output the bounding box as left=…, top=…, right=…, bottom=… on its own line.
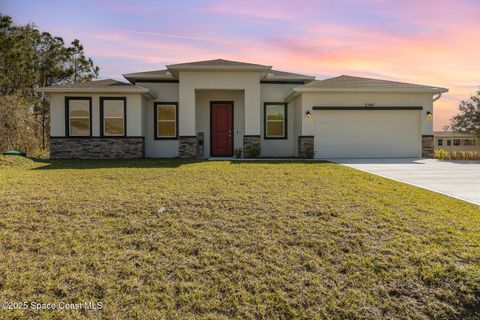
left=123, top=74, right=176, bottom=80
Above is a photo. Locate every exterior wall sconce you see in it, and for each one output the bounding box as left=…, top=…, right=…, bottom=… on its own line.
left=426, top=111, right=432, bottom=119
left=306, top=111, right=312, bottom=120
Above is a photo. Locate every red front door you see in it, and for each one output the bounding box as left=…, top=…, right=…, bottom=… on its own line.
left=211, top=102, right=233, bottom=156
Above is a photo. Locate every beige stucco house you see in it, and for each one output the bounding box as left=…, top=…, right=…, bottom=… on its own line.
left=434, top=132, right=480, bottom=152
left=37, top=59, right=448, bottom=159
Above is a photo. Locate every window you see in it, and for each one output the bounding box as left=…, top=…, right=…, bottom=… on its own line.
left=453, top=139, right=461, bottom=146
left=264, top=103, right=287, bottom=139
left=464, top=139, right=474, bottom=146
left=66, top=97, right=91, bottom=136
left=154, top=102, right=178, bottom=139
left=437, top=139, right=443, bottom=146
left=447, top=140, right=451, bottom=146
left=100, top=97, right=126, bottom=136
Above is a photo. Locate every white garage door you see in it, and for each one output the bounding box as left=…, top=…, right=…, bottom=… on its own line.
left=314, top=109, right=421, bottom=158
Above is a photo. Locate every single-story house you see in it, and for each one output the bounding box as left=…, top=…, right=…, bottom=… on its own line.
left=37, top=59, right=448, bottom=159
left=434, top=131, right=480, bottom=152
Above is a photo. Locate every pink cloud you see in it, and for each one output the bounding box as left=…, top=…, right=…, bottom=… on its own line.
left=61, top=0, right=479, bottom=130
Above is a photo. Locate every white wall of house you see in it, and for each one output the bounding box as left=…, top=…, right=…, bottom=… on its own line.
left=138, top=83, right=180, bottom=158
left=292, top=95, right=303, bottom=157
left=260, top=83, right=299, bottom=157
left=195, top=90, right=245, bottom=157
left=50, top=93, right=65, bottom=136
left=141, top=96, right=147, bottom=137
left=49, top=92, right=143, bottom=137
left=179, top=71, right=261, bottom=136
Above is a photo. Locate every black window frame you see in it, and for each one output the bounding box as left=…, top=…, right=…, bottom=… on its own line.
left=65, top=96, right=92, bottom=137
left=100, top=97, right=127, bottom=137
left=447, top=140, right=452, bottom=146
left=264, top=102, right=288, bottom=140
left=453, top=139, right=461, bottom=146
left=437, top=139, right=443, bottom=146
left=154, top=102, right=178, bottom=140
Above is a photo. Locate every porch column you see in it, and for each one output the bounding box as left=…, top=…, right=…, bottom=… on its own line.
left=243, top=85, right=261, bottom=157
left=178, top=84, right=197, bottom=157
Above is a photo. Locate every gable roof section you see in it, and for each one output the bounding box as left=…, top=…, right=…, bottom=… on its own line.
left=36, top=79, right=156, bottom=98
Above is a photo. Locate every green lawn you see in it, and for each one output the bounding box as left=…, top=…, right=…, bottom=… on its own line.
left=0, top=156, right=479, bottom=319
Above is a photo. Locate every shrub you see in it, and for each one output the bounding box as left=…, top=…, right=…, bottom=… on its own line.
left=435, top=149, right=480, bottom=160
left=234, top=147, right=243, bottom=158
left=434, top=148, right=449, bottom=160
left=0, top=95, right=47, bottom=158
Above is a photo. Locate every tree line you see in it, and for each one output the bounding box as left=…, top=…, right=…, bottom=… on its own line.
left=0, top=14, right=99, bottom=156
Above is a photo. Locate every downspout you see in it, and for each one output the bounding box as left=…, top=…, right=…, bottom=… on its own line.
left=433, top=93, right=442, bottom=102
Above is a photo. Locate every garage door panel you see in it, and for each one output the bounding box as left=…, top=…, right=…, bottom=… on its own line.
left=314, top=110, right=421, bottom=158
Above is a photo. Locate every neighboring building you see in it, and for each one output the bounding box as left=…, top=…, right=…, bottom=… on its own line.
left=434, top=131, right=480, bottom=152
left=37, top=59, right=448, bottom=159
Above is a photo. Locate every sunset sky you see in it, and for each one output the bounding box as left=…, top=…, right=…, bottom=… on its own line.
left=3, top=0, right=480, bottom=130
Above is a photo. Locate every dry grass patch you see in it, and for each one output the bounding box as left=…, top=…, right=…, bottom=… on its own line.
left=0, top=157, right=479, bottom=319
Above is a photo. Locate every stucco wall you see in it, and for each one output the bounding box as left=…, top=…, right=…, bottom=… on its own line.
left=292, top=95, right=303, bottom=157
left=49, top=93, right=143, bottom=137
left=300, top=92, right=434, bottom=136
left=195, top=90, right=245, bottom=157
left=179, top=71, right=261, bottom=136
left=260, top=84, right=299, bottom=157
left=136, top=83, right=180, bottom=158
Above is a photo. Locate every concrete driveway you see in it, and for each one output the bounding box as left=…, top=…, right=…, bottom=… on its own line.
left=334, top=158, right=480, bottom=206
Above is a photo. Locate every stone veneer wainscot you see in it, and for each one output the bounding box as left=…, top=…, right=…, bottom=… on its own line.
left=298, top=136, right=314, bottom=158
left=422, top=135, right=434, bottom=158
left=243, top=135, right=261, bottom=158
left=50, top=137, right=144, bottom=159
left=178, top=136, right=198, bottom=158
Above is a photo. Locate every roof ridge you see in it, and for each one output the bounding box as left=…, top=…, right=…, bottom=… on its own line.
left=166, top=58, right=271, bottom=69
left=319, top=74, right=435, bottom=86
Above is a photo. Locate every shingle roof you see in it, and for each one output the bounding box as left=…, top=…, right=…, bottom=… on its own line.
left=126, top=69, right=170, bottom=76
left=167, top=59, right=271, bottom=69
left=36, top=79, right=154, bottom=97
left=124, top=66, right=314, bottom=82
left=299, top=75, right=447, bottom=92
left=49, top=79, right=135, bottom=89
